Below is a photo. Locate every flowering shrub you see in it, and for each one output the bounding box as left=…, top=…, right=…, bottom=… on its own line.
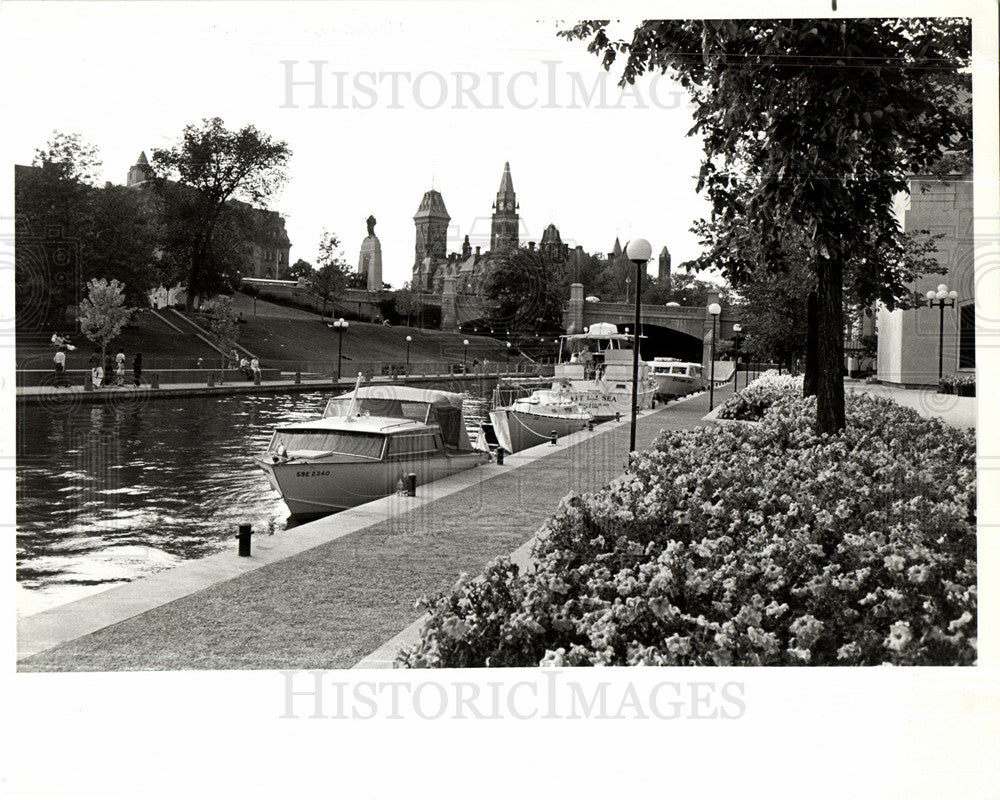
left=397, top=384, right=976, bottom=668
left=940, top=375, right=976, bottom=396
left=716, top=371, right=803, bottom=420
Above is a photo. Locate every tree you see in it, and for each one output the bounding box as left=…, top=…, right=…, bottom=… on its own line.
left=394, top=282, right=422, bottom=327
left=479, top=247, right=566, bottom=333
left=564, top=19, right=971, bottom=433
left=152, top=118, right=291, bottom=309
left=313, top=230, right=349, bottom=317
left=79, top=278, right=133, bottom=366
left=32, top=131, right=102, bottom=186
left=16, top=132, right=104, bottom=327
left=288, top=258, right=315, bottom=282
left=208, top=295, right=240, bottom=364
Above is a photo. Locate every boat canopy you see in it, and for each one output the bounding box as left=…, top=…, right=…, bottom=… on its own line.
left=322, top=386, right=474, bottom=451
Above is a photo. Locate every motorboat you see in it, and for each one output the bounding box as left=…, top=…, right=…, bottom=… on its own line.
left=487, top=388, right=592, bottom=454
left=648, top=357, right=705, bottom=399
left=549, top=323, right=656, bottom=421
left=256, top=379, right=489, bottom=518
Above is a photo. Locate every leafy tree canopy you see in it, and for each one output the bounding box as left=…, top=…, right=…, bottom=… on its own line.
left=479, top=247, right=566, bottom=332
left=563, top=18, right=971, bottom=432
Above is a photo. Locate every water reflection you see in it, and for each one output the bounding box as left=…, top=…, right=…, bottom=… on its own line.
left=16, top=387, right=494, bottom=616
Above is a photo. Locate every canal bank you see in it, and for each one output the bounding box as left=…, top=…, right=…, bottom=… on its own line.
left=17, top=386, right=733, bottom=670
left=15, top=369, right=543, bottom=407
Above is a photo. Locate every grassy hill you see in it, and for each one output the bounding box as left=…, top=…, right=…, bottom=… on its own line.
left=17, top=293, right=529, bottom=374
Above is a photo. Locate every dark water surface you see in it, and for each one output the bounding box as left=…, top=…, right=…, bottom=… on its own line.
left=16, top=388, right=492, bottom=615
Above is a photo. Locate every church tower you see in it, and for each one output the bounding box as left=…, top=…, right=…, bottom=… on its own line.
left=658, top=245, right=672, bottom=284
left=413, top=188, right=451, bottom=267
left=127, top=151, right=155, bottom=186
left=490, top=162, right=519, bottom=252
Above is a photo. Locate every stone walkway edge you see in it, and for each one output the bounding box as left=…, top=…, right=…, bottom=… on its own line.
left=16, top=404, right=666, bottom=662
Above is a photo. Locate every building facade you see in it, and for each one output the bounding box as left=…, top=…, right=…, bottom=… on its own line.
left=877, top=171, right=974, bottom=386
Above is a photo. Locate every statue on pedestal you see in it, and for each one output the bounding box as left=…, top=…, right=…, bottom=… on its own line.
left=366, top=215, right=377, bottom=237
left=359, top=214, right=383, bottom=292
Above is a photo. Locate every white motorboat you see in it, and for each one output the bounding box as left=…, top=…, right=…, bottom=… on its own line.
left=550, top=323, right=656, bottom=421
left=256, top=380, right=489, bottom=518
left=648, top=357, right=704, bottom=399
left=488, top=388, right=592, bottom=454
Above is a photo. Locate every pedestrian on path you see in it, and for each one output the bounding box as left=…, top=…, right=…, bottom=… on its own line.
left=132, top=352, right=143, bottom=386
left=90, top=350, right=104, bottom=388
left=239, top=356, right=251, bottom=380
left=115, top=349, right=126, bottom=386
left=53, top=347, right=67, bottom=387
left=250, top=356, right=262, bottom=382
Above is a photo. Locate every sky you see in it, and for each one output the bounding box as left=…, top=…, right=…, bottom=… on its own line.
left=0, top=3, right=713, bottom=288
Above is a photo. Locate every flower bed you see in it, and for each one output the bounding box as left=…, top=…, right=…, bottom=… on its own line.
left=398, top=385, right=976, bottom=668
left=940, top=374, right=976, bottom=397
left=716, top=371, right=803, bottom=420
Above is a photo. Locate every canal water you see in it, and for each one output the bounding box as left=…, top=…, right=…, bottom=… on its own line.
left=16, top=384, right=498, bottom=616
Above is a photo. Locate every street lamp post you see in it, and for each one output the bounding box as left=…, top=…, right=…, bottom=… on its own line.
left=625, top=238, right=652, bottom=453
left=926, top=283, right=959, bottom=383
left=732, top=323, right=743, bottom=391
left=405, top=334, right=412, bottom=366
left=506, top=341, right=511, bottom=371
left=463, top=339, right=469, bottom=372
left=708, top=303, right=722, bottom=411
left=333, top=317, right=348, bottom=380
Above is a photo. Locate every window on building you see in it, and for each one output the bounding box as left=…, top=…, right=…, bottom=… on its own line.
left=959, top=303, right=975, bottom=369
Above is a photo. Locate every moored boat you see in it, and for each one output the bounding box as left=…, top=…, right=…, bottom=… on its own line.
left=488, top=389, right=592, bottom=454
left=256, top=379, right=489, bottom=518
left=648, top=357, right=705, bottom=399
left=550, top=323, right=656, bottom=421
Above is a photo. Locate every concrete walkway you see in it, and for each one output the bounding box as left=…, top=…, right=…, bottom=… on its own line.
left=17, top=387, right=730, bottom=671
left=845, top=380, right=976, bottom=429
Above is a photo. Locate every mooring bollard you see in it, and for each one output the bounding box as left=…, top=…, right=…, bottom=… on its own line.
left=405, top=473, right=417, bottom=496
left=151, top=373, right=160, bottom=389
left=237, top=523, right=252, bottom=557
left=207, top=373, right=215, bottom=387
left=295, top=371, right=301, bottom=384
left=587, top=420, right=594, bottom=432
left=615, top=412, right=621, bottom=422
left=496, top=448, right=505, bottom=465
left=550, top=430, right=558, bottom=445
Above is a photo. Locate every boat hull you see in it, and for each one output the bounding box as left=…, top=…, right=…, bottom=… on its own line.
left=256, top=451, right=488, bottom=518
left=553, top=384, right=655, bottom=422
left=489, top=407, right=591, bottom=453
left=652, top=374, right=703, bottom=399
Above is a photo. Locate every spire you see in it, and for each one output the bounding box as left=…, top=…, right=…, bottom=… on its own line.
left=136, top=151, right=150, bottom=166
left=612, top=237, right=623, bottom=258
left=497, top=161, right=515, bottom=196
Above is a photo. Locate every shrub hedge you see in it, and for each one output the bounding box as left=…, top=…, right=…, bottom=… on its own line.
left=398, top=379, right=976, bottom=668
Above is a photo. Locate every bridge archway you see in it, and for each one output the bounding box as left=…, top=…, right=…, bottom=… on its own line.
left=637, top=323, right=703, bottom=363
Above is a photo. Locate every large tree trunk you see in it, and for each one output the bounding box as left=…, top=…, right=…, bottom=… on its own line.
left=816, top=255, right=846, bottom=434
left=804, top=290, right=819, bottom=397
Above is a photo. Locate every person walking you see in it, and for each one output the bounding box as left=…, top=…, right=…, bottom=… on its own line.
left=115, top=349, right=127, bottom=386
left=90, top=350, right=104, bottom=388
left=53, top=347, right=67, bottom=387
left=132, top=352, right=143, bottom=386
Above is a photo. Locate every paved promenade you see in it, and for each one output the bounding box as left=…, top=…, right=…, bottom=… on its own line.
left=18, top=387, right=733, bottom=671
left=845, top=379, right=976, bottom=428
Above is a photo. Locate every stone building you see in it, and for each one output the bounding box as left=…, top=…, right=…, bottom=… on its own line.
left=125, top=151, right=292, bottom=281
left=877, top=168, right=974, bottom=386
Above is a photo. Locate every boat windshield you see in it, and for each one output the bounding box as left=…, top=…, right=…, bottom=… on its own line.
left=322, top=398, right=432, bottom=423
left=269, top=429, right=386, bottom=460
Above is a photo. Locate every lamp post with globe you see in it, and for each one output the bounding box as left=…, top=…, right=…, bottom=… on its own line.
left=332, top=318, right=349, bottom=380
left=625, top=238, right=652, bottom=452
left=732, top=323, right=743, bottom=391
left=708, top=303, right=722, bottom=411
left=926, top=283, right=959, bottom=383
